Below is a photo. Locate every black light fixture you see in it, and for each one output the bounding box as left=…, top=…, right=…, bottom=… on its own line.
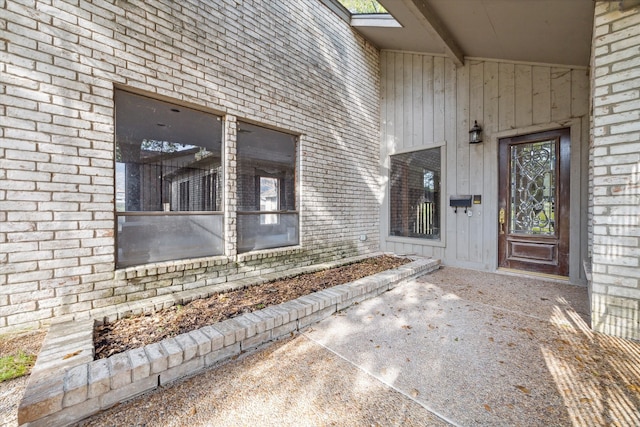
left=469, top=120, right=483, bottom=144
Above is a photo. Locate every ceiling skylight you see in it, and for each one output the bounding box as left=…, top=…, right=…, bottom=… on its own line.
left=338, top=0, right=387, bottom=14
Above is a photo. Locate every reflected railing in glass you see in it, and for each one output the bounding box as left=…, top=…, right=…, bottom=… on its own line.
left=116, top=213, right=224, bottom=268
left=237, top=212, right=299, bottom=253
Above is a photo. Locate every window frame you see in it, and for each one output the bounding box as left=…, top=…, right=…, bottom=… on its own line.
left=235, top=121, right=300, bottom=254
left=114, top=88, right=225, bottom=268
left=386, top=142, right=447, bottom=248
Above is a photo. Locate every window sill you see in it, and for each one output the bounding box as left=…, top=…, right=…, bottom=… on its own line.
left=236, top=245, right=303, bottom=262
left=115, top=254, right=230, bottom=280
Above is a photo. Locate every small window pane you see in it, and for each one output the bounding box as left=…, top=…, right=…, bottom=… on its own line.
left=117, top=214, right=223, bottom=268
left=115, top=90, right=223, bottom=213
left=238, top=213, right=298, bottom=253
left=237, top=122, right=297, bottom=253
left=390, top=148, right=441, bottom=240
left=114, top=90, right=224, bottom=267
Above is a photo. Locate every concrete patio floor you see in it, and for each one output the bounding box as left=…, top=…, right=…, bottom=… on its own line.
left=71, top=266, right=640, bottom=426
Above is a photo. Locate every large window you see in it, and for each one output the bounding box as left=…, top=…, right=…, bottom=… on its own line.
left=389, top=148, right=441, bottom=240
left=237, top=122, right=298, bottom=253
left=115, top=90, right=224, bottom=267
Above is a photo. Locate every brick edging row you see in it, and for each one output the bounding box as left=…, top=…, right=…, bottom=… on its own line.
left=18, top=257, right=440, bottom=426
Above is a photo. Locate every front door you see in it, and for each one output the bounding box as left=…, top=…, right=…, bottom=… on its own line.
left=498, top=128, right=570, bottom=277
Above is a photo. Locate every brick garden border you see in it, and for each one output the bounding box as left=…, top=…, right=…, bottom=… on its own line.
left=18, top=257, right=440, bottom=426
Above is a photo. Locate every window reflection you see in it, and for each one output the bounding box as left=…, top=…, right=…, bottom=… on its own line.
left=390, top=148, right=441, bottom=240
left=237, top=122, right=298, bottom=253
left=114, top=90, right=224, bottom=267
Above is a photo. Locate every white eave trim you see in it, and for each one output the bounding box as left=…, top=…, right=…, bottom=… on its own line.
left=351, top=14, right=402, bottom=28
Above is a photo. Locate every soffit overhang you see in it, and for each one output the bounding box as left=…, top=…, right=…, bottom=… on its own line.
left=350, top=0, right=595, bottom=67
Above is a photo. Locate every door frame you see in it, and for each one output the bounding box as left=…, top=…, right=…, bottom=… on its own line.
left=491, top=119, right=587, bottom=284
left=498, top=128, right=571, bottom=277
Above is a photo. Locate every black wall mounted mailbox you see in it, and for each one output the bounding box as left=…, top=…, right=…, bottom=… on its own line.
left=449, top=195, right=473, bottom=208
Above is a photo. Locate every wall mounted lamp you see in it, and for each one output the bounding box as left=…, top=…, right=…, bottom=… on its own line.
left=469, top=120, right=483, bottom=144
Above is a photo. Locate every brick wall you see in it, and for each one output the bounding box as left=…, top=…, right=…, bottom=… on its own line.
left=590, top=2, right=640, bottom=340
left=0, top=0, right=382, bottom=332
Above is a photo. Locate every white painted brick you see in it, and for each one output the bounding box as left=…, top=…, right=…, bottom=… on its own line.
left=127, top=347, right=150, bottom=382
left=87, top=359, right=110, bottom=399
left=594, top=89, right=639, bottom=107
left=6, top=85, right=52, bottom=104
left=612, top=56, right=640, bottom=73
left=5, top=189, right=50, bottom=201
left=55, top=266, right=92, bottom=278
left=611, top=10, right=640, bottom=32
left=613, top=98, right=640, bottom=113
left=142, top=343, right=167, bottom=374
left=594, top=110, right=640, bottom=126
left=611, top=120, right=640, bottom=134
left=6, top=307, right=52, bottom=325
left=0, top=301, right=37, bottom=317
left=160, top=338, right=183, bottom=368
left=2, top=0, right=382, bottom=333
left=593, top=4, right=640, bottom=343
left=0, top=115, right=36, bottom=131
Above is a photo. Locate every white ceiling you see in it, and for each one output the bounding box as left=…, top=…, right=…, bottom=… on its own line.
left=353, top=0, right=595, bottom=67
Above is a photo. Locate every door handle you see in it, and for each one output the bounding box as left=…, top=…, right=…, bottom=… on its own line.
left=499, top=208, right=506, bottom=234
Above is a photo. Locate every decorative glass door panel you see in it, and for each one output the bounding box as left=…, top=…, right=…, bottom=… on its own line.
left=510, top=140, right=556, bottom=236
left=498, top=129, right=570, bottom=277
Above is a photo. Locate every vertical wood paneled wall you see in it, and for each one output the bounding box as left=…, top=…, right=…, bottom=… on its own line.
left=380, top=52, right=590, bottom=281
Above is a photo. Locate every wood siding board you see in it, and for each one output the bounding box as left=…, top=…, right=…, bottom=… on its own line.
left=515, top=64, right=533, bottom=128
left=413, top=244, right=423, bottom=256
left=532, top=66, right=551, bottom=124
left=435, top=246, right=444, bottom=259
left=498, top=63, right=515, bottom=131
left=482, top=61, right=500, bottom=136
left=469, top=61, right=484, bottom=263
left=456, top=64, right=470, bottom=189
left=571, top=68, right=590, bottom=118
left=469, top=61, right=484, bottom=132
left=443, top=58, right=457, bottom=263
left=381, top=52, right=388, bottom=156
left=456, top=62, right=470, bottom=261
left=383, top=53, right=393, bottom=156
left=551, top=67, right=572, bottom=121
left=403, top=242, right=413, bottom=255
left=433, top=57, right=445, bottom=142
left=394, top=52, right=404, bottom=153
left=413, top=54, right=424, bottom=147
left=403, top=54, right=413, bottom=148
left=483, top=61, right=500, bottom=268
left=446, top=59, right=457, bottom=264
left=423, top=56, right=435, bottom=143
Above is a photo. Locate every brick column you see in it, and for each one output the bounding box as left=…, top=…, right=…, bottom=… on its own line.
left=590, top=2, right=640, bottom=340
left=224, top=115, right=238, bottom=258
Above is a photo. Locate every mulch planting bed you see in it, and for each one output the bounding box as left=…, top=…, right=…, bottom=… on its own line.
left=94, top=255, right=410, bottom=359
